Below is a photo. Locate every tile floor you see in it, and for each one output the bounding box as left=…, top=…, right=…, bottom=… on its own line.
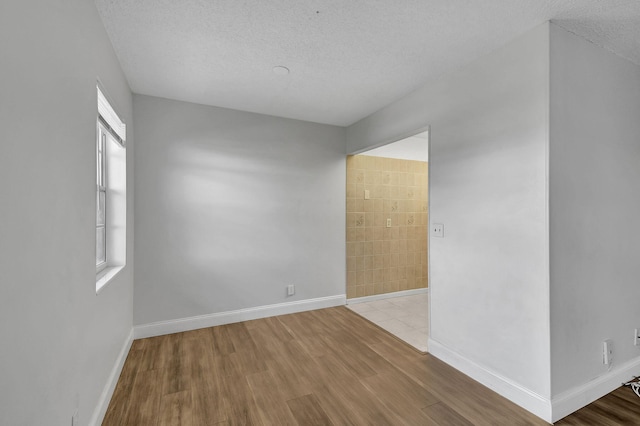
left=346, top=292, right=428, bottom=352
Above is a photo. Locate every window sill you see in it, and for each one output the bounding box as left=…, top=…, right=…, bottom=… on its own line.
left=96, top=265, right=125, bottom=294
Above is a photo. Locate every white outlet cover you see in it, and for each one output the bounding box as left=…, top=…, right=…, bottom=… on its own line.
left=603, top=339, right=613, bottom=365
left=432, top=223, right=444, bottom=238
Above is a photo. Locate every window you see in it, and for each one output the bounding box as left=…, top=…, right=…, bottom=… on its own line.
left=96, top=126, right=107, bottom=270
left=96, top=86, right=127, bottom=292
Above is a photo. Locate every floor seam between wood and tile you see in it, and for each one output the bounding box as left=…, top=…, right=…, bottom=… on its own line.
left=346, top=293, right=428, bottom=353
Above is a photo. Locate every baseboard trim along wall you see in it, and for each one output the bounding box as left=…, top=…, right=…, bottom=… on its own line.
left=551, top=356, right=640, bottom=422
left=90, top=328, right=134, bottom=426
left=133, top=294, right=347, bottom=339
left=428, top=338, right=553, bottom=423
left=346, top=288, right=428, bottom=305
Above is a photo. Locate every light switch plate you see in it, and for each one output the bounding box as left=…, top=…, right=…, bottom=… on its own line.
left=432, top=223, right=444, bottom=238
left=364, top=189, right=370, bottom=200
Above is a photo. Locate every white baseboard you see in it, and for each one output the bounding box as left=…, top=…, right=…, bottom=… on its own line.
left=89, top=328, right=134, bottom=426
left=428, top=338, right=553, bottom=423
left=551, top=356, right=640, bottom=422
left=346, top=288, right=428, bottom=305
left=134, top=294, right=347, bottom=339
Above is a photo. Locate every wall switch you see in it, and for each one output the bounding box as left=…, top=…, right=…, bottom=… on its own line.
left=634, top=329, right=640, bottom=346
left=386, top=218, right=391, bottom=228
left=364, top=189, right=370, bottom=200
left=287, top=285, right=295, bottom=296
left=432, top=223, right=444, bottom=238
left=603, top=339, right=613, bottom=365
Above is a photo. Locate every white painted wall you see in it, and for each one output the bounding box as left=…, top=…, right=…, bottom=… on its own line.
left=549, top=25, right=640, bottom=397
left=0, top=1, right=134, bottom=425
left=348, top=22, right=552, bottom=410
left=363, top=131, right=429, bottom=161
left=133, top=95, right=346, bottom=325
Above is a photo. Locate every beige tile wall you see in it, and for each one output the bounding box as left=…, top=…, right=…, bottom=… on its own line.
left=346, top=155, right=428, bottom=299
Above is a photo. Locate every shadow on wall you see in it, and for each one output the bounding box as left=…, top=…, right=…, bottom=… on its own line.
left=134, top=95, right=347, bottom=325
left=133, top=99, right=347, bottom=325
left=165, top=138, right=336, bottom=310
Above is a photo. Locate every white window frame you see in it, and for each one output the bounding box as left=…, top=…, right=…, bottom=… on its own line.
left=96, top=85, right=127, bottom=292
left=96, top=125, right=107, bottom=273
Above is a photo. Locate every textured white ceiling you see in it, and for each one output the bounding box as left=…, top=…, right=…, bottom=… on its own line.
left=95, top=0, right=640, bottom=126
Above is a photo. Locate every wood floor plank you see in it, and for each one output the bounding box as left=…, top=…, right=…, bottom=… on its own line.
left=608, top=388, right=640, bottom=416
left=555, top=417, right=586, bottom=426
left=422, top=401, right=475, bottom=426
left=308, top=308, right=350, bottom=333
left=186, top=332, right=229, bottom=425
left=317, top=333, right=378, bottom=378
left=225, top=322, right=270, bottom=375
left=276, top=312, right=333, bottom=358
left=210, top=324, right=236, bottom=356
left=138, top=334, right=165, bottom=372
left=558, top=408, right=618, bottom=426
left=306, top=353, right=403, bottom=425
left=327, top=307, right=387, bottom=345
left=323, top=327, right=397, bottom=375
left=246, top=319, right=298, bottom=362
left=160, top=332, right=189, bottom=395
left=102, top=347, right=144, bottom=425
left=261, top=343, right=315, bottom=400
left=591, top=396, right=639, bottom=424
left=286, top=394, right=334, bottom=426
left=218, top=372, right=263, bottom=426
left=360, top=370, right=438, bottom=424
left=557, top=386, right=640, bottom=425
left=158, top=390, right=193, bottom=426
left=245, top=370, right=298, bottom=425
left=252, top=316, right=295, bottom=343
left=121, top=369, right=162, bottom=425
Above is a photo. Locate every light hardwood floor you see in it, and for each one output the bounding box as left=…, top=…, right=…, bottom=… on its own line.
left=103, top=306, right=638, bottom=425
left=556, top=386, right=640, bottom=425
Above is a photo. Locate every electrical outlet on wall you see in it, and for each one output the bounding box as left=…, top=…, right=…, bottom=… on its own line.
left=634, top=329, right=640, bottom=346
left=603, top=339, right=613, bottom=365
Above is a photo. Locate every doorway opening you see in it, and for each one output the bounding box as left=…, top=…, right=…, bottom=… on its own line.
left=345, top=128, right=430, bottom=352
